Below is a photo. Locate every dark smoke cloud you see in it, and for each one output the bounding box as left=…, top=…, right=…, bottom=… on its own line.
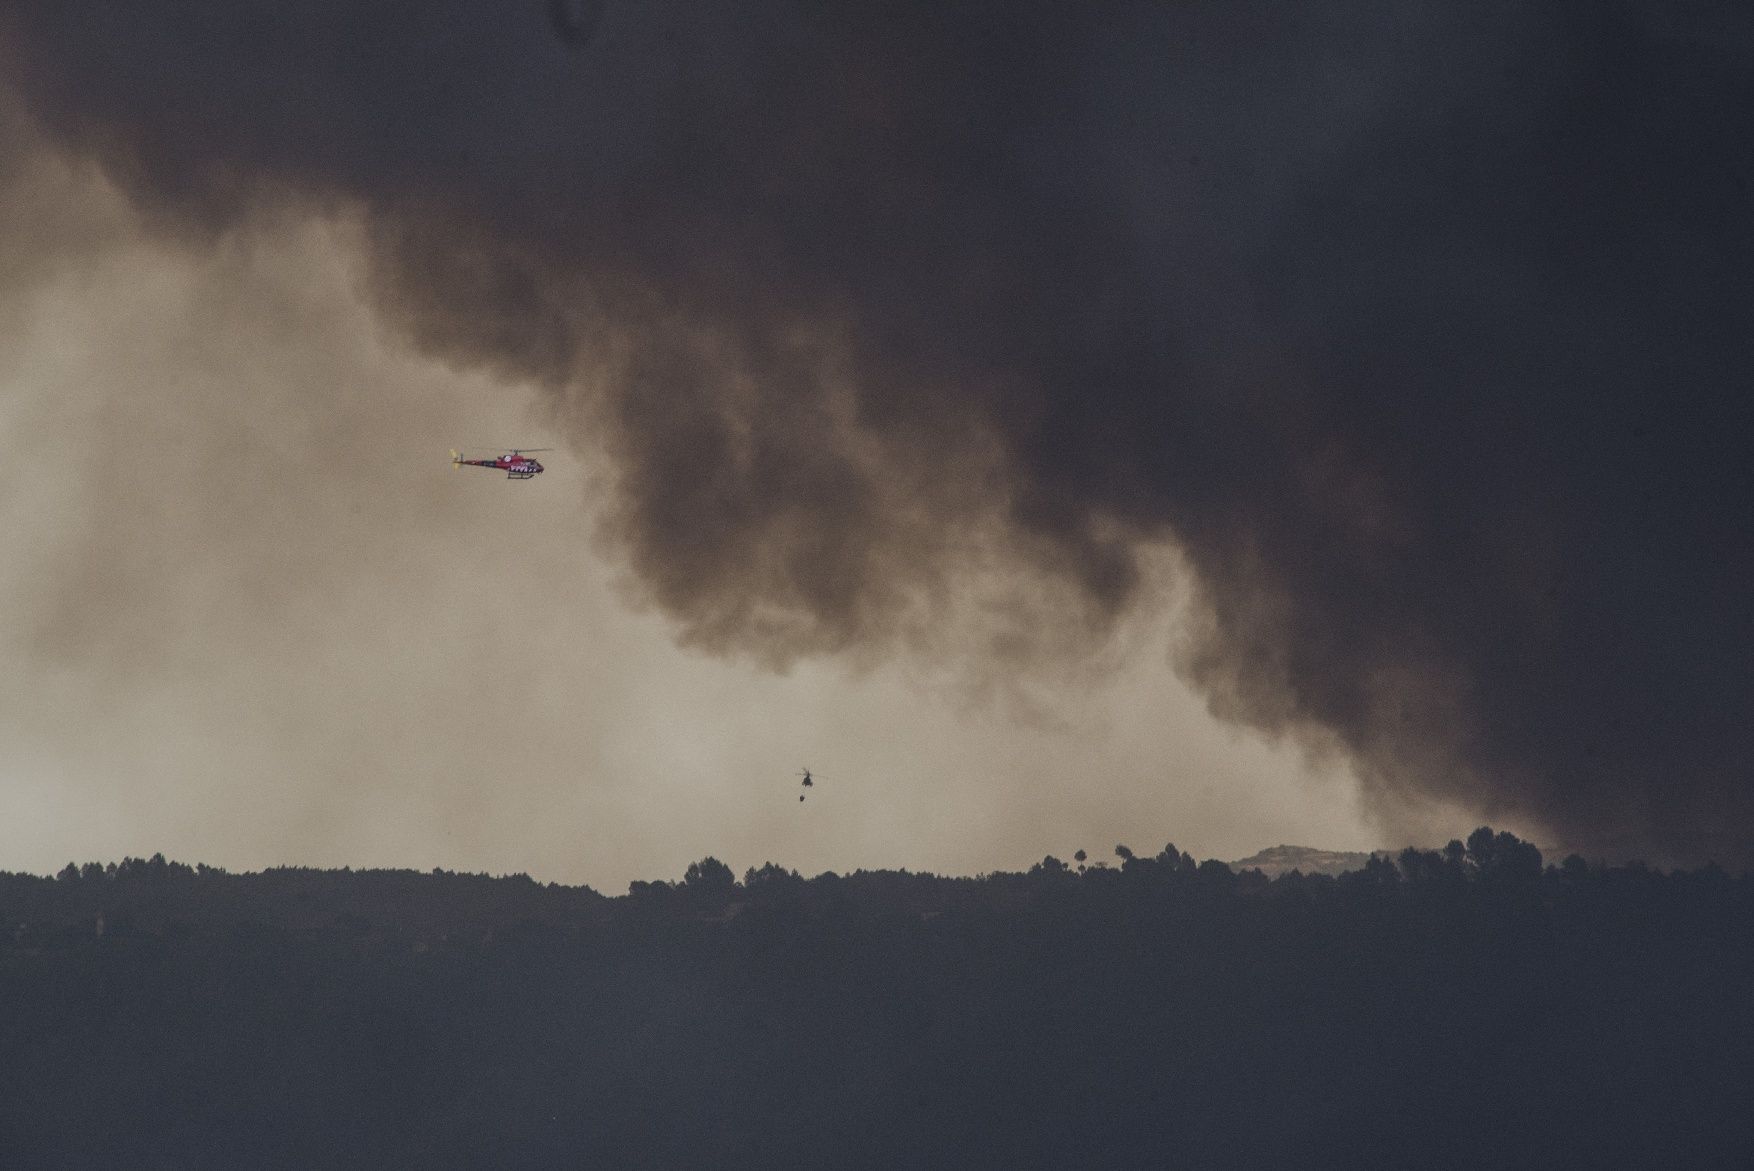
left=3, top=0, right=1751, bottom=864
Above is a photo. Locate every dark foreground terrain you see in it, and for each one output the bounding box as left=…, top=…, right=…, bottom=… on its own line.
left=3, top=830, right=1750, bottom=1169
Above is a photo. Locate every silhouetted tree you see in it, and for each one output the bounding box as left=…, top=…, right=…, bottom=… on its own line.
left=1346, top=854, right=1400, bottom=886
left=1195, top=859, right=1236, bottom=887
left=1465, top=827, right=1542, bottom=883
left=1397, top=847, right=1434, bottom=882
left=744, top=862, right=803, bottom=890
left=683, top=857, right=736, bottom=895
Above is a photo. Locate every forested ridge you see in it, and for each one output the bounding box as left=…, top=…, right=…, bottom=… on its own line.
left=3, top=830, right=1750, bottom=1169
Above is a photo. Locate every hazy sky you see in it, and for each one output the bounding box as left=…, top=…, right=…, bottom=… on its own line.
left=0, top=129, right=1377, bottom=889
left=3, top=2, right=1750, bottom=877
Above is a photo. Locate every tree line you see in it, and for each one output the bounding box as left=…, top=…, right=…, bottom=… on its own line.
left=3, top=829, right=1750, bottom=1168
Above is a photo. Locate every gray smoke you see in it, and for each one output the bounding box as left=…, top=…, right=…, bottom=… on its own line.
left=3, top=0, right=1750, bottom=864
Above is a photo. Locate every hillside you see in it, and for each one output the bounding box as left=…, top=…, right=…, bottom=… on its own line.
left=1229, top=844, right=1386, bottom=876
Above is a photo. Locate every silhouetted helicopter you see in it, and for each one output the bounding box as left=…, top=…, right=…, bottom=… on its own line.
left=798, top=768, right=819, bottom=802
left=451, top=448, right=550, bottom=480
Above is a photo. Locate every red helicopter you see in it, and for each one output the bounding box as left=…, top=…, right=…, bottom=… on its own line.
left=451, top=448, right=550, bottom=480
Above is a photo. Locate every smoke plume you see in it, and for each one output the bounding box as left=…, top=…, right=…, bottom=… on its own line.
left=3, top=1, right=1751, bottom=864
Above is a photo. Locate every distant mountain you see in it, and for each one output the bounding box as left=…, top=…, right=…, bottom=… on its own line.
left=1230, top=844, right=1387, bottom=877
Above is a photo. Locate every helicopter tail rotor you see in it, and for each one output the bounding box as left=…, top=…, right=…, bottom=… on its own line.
left=450, top=448, right=462, bottom=469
